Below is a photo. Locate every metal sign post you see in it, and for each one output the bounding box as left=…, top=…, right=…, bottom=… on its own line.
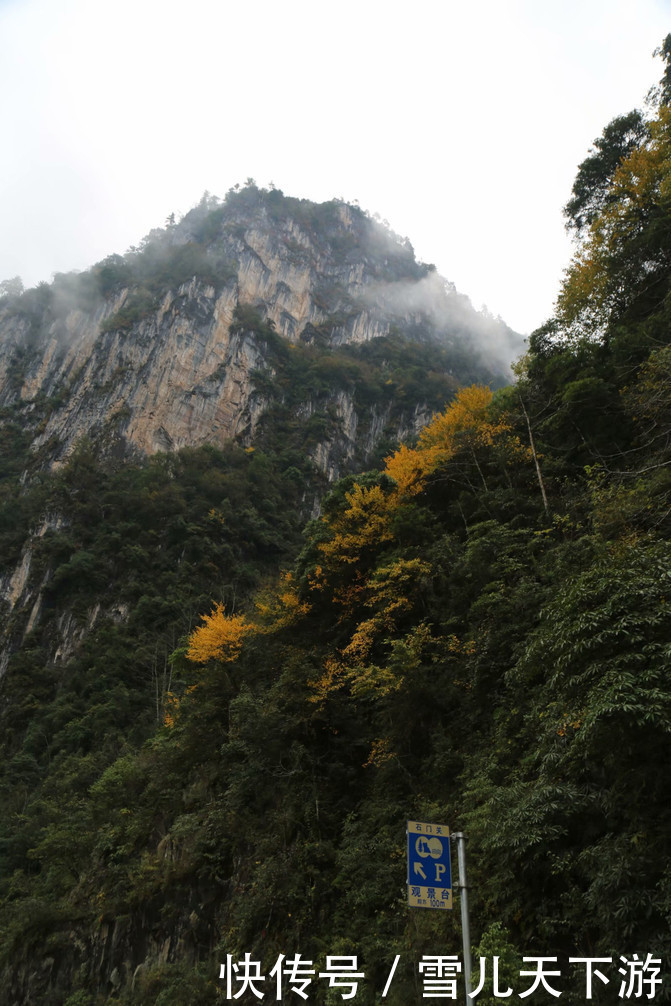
left=407, top=822, right=472, bottom=1004
left=453, top=832, right=472, bottom=1003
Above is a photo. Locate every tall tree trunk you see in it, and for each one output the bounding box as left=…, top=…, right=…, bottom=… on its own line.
left=519, top=394, right=550, bottom=516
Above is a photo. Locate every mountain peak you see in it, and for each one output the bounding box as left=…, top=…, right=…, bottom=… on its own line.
left=0, top=186, right=522, bottom=475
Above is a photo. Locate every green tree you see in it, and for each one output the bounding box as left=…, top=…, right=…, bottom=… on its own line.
left=563, top=110, right=648, bottom=236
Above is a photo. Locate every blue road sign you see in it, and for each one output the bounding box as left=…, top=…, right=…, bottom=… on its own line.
left=407, top=819, right=452, bottom=909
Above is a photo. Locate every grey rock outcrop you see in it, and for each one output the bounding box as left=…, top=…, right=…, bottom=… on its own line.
left=0, top=188, right=521, bottom=476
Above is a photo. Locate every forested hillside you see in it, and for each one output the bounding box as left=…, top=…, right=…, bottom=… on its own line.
left=2, top=45, right=671, bottom=1006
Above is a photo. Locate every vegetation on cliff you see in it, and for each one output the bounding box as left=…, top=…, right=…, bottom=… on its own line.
left=2, top=42, right=671, bottom=1005
left=0, top=183, right=517, bottom=476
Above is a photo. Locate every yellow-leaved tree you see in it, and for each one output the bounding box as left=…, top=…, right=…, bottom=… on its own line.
left=185, top=575, right=309, bottom=668
left=185, top=604, right=255, bottom=664
left=254, top=571, right=310, bottom=629
left=556, top=103, right=671, bottom=337
left=384, top=384, right=527, bottom=496
left=317, top=483, right=395, bottom=567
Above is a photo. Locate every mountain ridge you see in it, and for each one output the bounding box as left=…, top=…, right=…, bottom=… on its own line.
left=0, top=185, right=522, bottom=477
left=0, top=185, right=529, bottom=1005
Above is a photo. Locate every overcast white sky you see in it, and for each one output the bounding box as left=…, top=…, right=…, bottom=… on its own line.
left=0, top=0, right=669, bottom=334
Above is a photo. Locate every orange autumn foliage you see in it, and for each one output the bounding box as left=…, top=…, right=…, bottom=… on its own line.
left=556, top=104, right=671, bottom=335
left=340, top=558, right=432, bottom=661
left=315, top=387, right=524, bottom=583
left=317, top=483, right=394, bottom=565
left=186, top=604, right=255, bottom=664
left=418, top=384, right=505, bottom=452
left=186, top=575, right=310, bottom=670
left=254, top=571, right=310, bottom=629
left=383, top=443, right=427, bottom=497
left=385, top=384, right=527, bottom=496
left=163, top=691, right=180, bottom=728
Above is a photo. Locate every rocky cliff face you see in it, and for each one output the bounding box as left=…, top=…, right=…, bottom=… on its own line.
left=0, top=187, right=521, bottom=478
left=0, top=188, right=524, bottom=1006
left=0, top=186, right=524, bottom=675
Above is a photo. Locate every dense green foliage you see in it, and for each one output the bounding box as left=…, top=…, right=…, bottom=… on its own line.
left=229, top=303, right=480, bottom=469
left=0, top=441, right=307, bottom=1004
left=563, top=110, right=649, bottom=235
left=3, top=53, right=671, bottom=1005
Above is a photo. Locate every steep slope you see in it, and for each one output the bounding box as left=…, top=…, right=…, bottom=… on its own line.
left=0, top=187, right=526, bottom=1005
left=0, top=186, right=520, bottom=477
left=4, top=42, right=671, bottom=1005
left=0, top=188, right=522, bottom=687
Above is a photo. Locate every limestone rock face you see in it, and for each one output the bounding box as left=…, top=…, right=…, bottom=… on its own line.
left=0, top=188, right=521, bottom=476
left=0, top=189, right=525, bottom=1006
